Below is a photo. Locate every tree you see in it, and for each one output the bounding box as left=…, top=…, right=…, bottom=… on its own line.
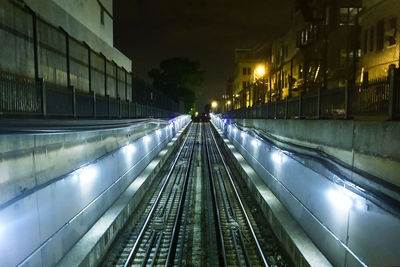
left=148, top=57, right=203, bottom=112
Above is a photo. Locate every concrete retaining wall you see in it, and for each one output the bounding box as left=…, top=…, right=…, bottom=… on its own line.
left=229, top=118, right=400, bottom=191
left=0, top=120, right=157, bottom=207
left=0, top=116, right=190, bottom=266
left=213, top=116, right=400, bottom=266
left=213, top=126, right=331, bottom=267
left=58, top=124, right=188, bottom=266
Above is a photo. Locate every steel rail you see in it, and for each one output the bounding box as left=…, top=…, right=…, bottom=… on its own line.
left=123, top=123, right=193, bottom=267
left=207, top=124, right=269, bottom=267
left=204, top=124, right=228, bottom=267
left=164, top=123, right=198, bottom=266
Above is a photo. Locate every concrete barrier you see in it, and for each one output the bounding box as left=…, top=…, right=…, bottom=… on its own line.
left=212, top=125, right=331, bottom=267
left=0, top=116, right=190, bottom=266
left=229, top=119, right=400, bottom=190
left=212, top=116, right=400, bottom=266
left=58, top=124, right=189, bottom=266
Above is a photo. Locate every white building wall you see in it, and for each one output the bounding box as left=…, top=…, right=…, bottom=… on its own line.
left=23, top=0, right=131, bottom=71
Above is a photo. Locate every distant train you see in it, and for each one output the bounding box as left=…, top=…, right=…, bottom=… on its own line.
left=191, top=112, right=210, bottom=122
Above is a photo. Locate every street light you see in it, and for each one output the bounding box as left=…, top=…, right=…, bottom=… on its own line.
left=256, top=65, right=265, bottom=77
left=254, top=64, right=267, bottom=105
left=211, top=101, right=218, bottom=114
left=226, top=100, right=231, bottom=112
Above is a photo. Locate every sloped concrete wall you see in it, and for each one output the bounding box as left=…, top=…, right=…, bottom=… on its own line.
left=0, top=120, right=156, bottom=207
left=0, top=116, right=190, bottom=266
left=229, top=118, right=400, bottom=190
left=212, top=116, right=400, bottom=266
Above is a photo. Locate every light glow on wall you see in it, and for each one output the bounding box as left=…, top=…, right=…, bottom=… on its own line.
left=252, top=139, right=260, bottom=147
left=328, top=188, right=353, bottom=211
left=123, top=143, right=136, bottom=154
left=271, top=151, right=286, bottom=164
left=76, top=165, right=98, bottom=186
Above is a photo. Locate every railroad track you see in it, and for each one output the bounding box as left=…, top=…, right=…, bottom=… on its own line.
left=102, top=123, right=198, bottom=267
left=102, top=122, right=289, bottom=267
left=204, top=124, right=269, bottom=267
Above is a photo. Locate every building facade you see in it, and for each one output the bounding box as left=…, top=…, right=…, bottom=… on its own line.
left=359, top=0, right=400, bottom=80
left=231, top=48, right=268, bottom=109
left=23, top=0, right=131, bottom=71
left=229, top=0, right=365, bottom=110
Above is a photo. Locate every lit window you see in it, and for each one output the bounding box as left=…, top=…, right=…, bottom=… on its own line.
left=339, top=8, right=348, bottom=26
left=339, top=7, right=360, bottom=26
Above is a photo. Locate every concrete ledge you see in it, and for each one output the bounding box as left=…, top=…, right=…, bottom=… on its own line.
left=213, top=127, right=331, bottom=267
left=57, top=125, right=189, bottom=266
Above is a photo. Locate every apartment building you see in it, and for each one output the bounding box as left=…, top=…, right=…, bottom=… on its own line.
left=359, top=0, right=400, bottom=80
left=231, top=48, right=269, bottom=109
left=229, top=0, right=363, bottom=109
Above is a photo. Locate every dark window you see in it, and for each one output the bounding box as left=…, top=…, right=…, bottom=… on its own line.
left=242, top=81, right=247, bottom=89
left=388, top=17, right=397, bottom=46
left=362, top=71, right=369, bottom=84
left=377, top=20, right=385, bottom=50
left=247, top=67, right=251, bottom=74
left=100, top=8, right=104, bottom=25
left=284, top=71, right=288, bottom=88
left=363, top=30, right=368, bottom=54
left=243, top=68, right=246, bottom=75
left=339, top=49, right=347, bottom=67
left=370, top=27, right=374, bottom=51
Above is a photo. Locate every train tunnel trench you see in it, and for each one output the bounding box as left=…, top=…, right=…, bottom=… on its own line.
left=100, top=122, right=290, bottom=267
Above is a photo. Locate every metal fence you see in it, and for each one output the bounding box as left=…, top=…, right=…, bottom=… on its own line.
left=227, top=70, right=400, bottom=120
left=0, top=72, right=178, bottom=119
left=0, top=1, right=178, bottom=119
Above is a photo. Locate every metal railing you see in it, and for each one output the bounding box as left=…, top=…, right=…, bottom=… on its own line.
left=0, top=73, right=42, bottom=115
left=0, top=71, right=178, bottom=119
left=227, top=70, right=400, bottom=120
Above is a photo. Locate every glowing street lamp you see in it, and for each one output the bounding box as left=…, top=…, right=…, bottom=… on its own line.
left=253, top=64, right=267, bottom=105
left=256, top=65, right=265, bottom=77
left=211, top=101, right=218, bottom=108
left=225, top=100, right=232, bottom=112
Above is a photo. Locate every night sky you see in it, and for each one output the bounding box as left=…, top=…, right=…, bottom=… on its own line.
left=113, top=0, right=294, bottom=109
